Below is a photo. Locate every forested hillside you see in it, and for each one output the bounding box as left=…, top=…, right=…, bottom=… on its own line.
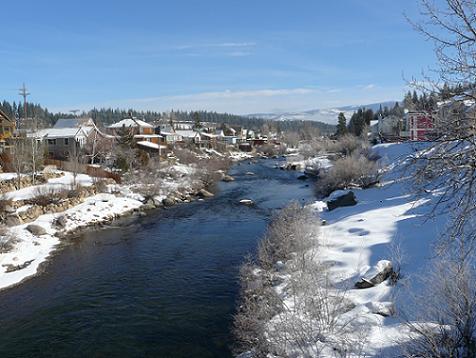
left=0, top=102, right=336, bottom=134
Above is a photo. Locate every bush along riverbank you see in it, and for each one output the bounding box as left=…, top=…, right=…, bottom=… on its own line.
left=233, top=201, right=342, bottom=357
left=234, top=142, right=475, bottom=357
left=0, top=150, right=253, bottom=291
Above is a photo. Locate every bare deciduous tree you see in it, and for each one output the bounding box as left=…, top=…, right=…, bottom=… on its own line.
left=402, top=258, right=476, bottom=358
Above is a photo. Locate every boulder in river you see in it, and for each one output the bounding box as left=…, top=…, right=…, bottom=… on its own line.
left=198, top=189, right=214, bottom=198
left=297, top=175, right=308, bottom=181
left=239, top=199, right=254, bottom=206
left=327, top=191, right=357, bottom=211
left=222, top=175, right=235, bottom=182
left=26, top=224, right=47, bottom=236
left=162, top=197, right=176, bottom=207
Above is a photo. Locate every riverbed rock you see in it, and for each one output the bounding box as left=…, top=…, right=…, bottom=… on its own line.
left=3, top=259, right=34, bottom=273
left=55, top=215, right=68, bottom=228
left=143, top=199, right=157, bottom=210
left=198, top=189, right=214, bottom=198
left=162, top=197, right=176, bottom=207
left=239, top=199, right=254, bottom=206
left=366, top=301, right=396, bottom=317
left=355, top=260, right=394, bottom=289
left=245, top=172, right=255, bottom=176
left=222, top=175, right=235, bottom=182
left=5, top=215, right=22, bottom=226
left=26, top=224, right=47, bottom=236
left=3, top=205, right=16, bottom=214
left=327, top=191, right=357, bottom=211
left=297, top=174, right=308, bottom=181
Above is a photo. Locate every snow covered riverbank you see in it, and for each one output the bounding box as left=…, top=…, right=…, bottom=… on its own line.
left=237, top=142, right=451, bottom=357
left=0, top=159, right=224, bottom=291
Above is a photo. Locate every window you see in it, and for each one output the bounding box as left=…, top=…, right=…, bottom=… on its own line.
left=64, top=138, right=69, bottom=145
left=47, top=139, right=56, bottom=145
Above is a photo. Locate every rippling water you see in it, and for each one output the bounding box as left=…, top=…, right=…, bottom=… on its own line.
left=0, top=159, right=315, bottom=357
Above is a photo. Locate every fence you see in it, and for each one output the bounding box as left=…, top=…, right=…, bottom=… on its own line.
left=44, top=159, right=122, bottom=183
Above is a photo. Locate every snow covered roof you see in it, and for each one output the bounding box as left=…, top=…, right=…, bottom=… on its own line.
left=175, top=130, right=200, bottom=138
left=29, top=126, right=93, bottom=139
left=108, top=118, right=153, bottom=129
left=160, top=131, right=181, bottom=136
left=201, top=132, right=217, bottom=138
left=134, top=134, right=163, bottom=138
left=137, top=141, right=167, bottom=150
left=54, top=118, right=94, bottom=129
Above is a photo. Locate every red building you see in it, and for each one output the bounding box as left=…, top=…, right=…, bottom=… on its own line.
left=405, top=112, right=434, bottom=141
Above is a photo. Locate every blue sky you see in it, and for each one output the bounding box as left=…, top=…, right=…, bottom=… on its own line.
left=0, top=0, right=435, bottom=114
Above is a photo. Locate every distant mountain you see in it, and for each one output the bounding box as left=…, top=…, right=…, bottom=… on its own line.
left=248, top=101, right=399, bottom=125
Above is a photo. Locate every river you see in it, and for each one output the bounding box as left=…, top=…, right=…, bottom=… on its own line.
left=0, top=159, right=315, bottom=358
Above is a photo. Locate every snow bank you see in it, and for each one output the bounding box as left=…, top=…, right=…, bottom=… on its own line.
left=0, top=162, right=202, bottom=291
left=270, top=142, right=450, bottom=356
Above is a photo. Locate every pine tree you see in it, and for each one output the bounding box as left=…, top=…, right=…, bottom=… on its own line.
left=335, top=112, right=347, bottom=137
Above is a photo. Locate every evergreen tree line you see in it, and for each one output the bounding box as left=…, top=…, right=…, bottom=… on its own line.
left=0, top=100, right=73, bottom=127
left=0, top=101, right=336, bottom=135
left=334, top=82, right=473, bottom=138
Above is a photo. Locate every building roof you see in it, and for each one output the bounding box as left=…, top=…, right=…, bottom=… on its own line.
left=134, top=134, right=163, bottom=139
left=137, top=141, right=168, bottom=150
left=0, top=108, right=14, bottom=125
left=29, top=126, right=92, bottom=139
left=200, top=132, right=217, bottom=138
left=108, top=118, right=153, bottom=129
left=53, top=117, right=94, bottom=129
left=175, top=130, right=200, bottom=138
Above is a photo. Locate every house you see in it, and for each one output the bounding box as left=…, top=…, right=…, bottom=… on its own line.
left=0, top=108, right=15, bottom=153
left=175, top=130, right=201, bottom=145
left=158, top=131, right=183, bottom=145
left=174, top=121, right=195, bottom=130
left=222, top=136, right=237, bottom=145
left=136, top=141, right=168, bottom=156
left=108, top=117, right=163, bottom=145
left=30, top=127, right=93, bottom=159
left=28, top=117, right=114, bottom=160
left=200, top=132, right=218, bottom=148
left=108, top=118, right=154, bottom=136
left=403, top=111, right=434, bottom=141
left=370, top=115, right=404, bottom=142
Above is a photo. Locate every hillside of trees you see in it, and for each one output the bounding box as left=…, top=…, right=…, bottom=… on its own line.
left=0, top=101, right=336, bottom=135
left=334, top=84, right=468, bottom=137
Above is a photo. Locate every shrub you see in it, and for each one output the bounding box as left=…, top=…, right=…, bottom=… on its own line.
left=0, top=226, right=18, bottom=253
left=258, top=202, right=317, bottom=270
left=316, top=153, right=379, bottom=197
left=29, top=186, right=70, bottom=206
left=173, top=148, right=200, bottom=165
left=0, top=197, right=13, bottom=214
left=95, top=179, right=109, bottom=193
left=402, top=259, right=476, bottom=358
left=258, top=143, right=286, bottom=156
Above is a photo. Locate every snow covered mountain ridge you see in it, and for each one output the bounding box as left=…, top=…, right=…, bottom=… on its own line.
left=248, top=101, right=399, bottom=124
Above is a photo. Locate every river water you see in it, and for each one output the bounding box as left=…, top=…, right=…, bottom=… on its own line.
left=0, top=159, right=315, bottom=358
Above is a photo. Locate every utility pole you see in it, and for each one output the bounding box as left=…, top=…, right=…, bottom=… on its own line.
left=18, top=83, right=30, bottom=127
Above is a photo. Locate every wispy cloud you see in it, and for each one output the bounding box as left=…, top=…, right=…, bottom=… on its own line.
left=357, top=84, right=376, bottom=91
left=175, top=42, right=256, bottom=50
left=172, top=41, right=257, bottom=57
left=132, top=88, right=317, bottom=103
left=53, top=86, right=404, bottom=117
